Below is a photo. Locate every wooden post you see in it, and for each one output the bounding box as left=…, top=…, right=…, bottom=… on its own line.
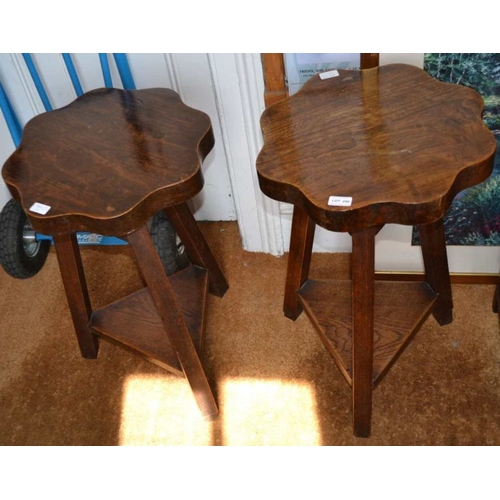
left=419, top=219, right=453, bottom=325
left=127, top=225, right=218, bottom=420
left=283, top=206, right=316, bottom=320
left=351, top=226, right=377, bottom=437
left=164, top=203, right=228, bottom=297
left=54, top=233, right=98, bottom=359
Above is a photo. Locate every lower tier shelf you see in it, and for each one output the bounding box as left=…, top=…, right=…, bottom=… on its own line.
left=298, top=279, right=437, bottom=387
left=89, top=265, right=209, bottom=376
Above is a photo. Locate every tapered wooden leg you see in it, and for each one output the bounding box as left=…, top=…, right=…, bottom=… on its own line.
left=127, top=225, right=218, bottom=420
left=493, top=284, right=499, bottom=314
left=284, top=206, right=316, bottom=320
left=418, top=218, right=453, bottom=326
left=53, top=233, right=98, bottom=359
left=351, top=226, right=377, bottom=438
left=164, top=203, right=228, bottom=297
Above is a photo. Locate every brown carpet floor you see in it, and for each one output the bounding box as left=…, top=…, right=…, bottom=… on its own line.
left=1, top=221, right=499, bottom=445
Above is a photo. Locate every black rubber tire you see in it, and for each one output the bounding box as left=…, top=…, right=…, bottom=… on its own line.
left=150, top=210, right=189, bottom=276
left=0, top=199, right=50, bottom=279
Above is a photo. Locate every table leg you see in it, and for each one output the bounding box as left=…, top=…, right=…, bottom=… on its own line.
left=493, top=284, right=499, bottom=314
left=418, top=218, right=453, bottom=325
left=53, top=233, right=98, bottom=359
left=351, top=226, right=377, bottom=438
left=127, top=225, right=218, bottom=420
left=164, top=203, right=228, bottom=298
left=284, top=206, right=315, bottom=320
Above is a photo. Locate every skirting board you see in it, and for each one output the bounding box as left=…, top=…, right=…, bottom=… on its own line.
left=375, top=272, right=500, bottom=285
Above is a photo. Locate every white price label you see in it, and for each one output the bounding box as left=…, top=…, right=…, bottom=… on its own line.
left=319, top=70, right=340, bottom=80
left=328, top=196, right=352, bottom=207
left=29, top=202, right=51, bottom=215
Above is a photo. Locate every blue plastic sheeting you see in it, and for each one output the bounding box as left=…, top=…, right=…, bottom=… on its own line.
left=62, top=54, right=84, bottom=96
left=99, top=53, right=113, bottom=88
left=113, top=53, right=136, bottom=90
left=98, top=53, right=137, bottom=90
left=37, top=233, right=128, bottom=245
left=22, top=54, right=52, bottom=111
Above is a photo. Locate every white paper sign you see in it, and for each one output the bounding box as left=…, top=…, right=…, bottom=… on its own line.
left=328, top=196, right=352, bottom=207
left=29, top=202, right=51, bottom=215
left=319, top=70, right=340, bottom=80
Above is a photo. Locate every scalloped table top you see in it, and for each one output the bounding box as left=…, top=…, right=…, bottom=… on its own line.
left=2, top=88, right=214, bottom=236
left=257, top=63, right=497, bottom=232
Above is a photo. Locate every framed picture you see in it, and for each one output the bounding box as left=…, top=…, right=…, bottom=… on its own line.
left=412, top=53, right=500, bottom=247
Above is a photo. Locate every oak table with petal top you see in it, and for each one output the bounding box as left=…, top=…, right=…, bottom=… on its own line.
left=256, top=64, right=497, bottom=437
left=2, top=88, right=229, bottom=420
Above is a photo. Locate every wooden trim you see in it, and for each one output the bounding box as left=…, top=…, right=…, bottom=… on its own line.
left=261, top=53, right=287, bottom=107
left=375, top=272, right=500, bottom=285
left=360, top=53, right=380, bottom=69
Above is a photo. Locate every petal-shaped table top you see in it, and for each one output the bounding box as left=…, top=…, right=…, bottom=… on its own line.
left=2, top=88, right=214, bottom=235
left=257, top=64, right=497, bottom=232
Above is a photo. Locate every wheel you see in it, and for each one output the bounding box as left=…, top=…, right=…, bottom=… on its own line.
left=0, top=198, right=50, bottom=279
left=150, top=210, right=189, bottom=275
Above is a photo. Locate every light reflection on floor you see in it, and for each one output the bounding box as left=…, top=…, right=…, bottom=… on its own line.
left=220, top=378, right=321, bottom=446
left=119, top=374, right=213, bottom=446
left=119, top=375, right=321, bottom=445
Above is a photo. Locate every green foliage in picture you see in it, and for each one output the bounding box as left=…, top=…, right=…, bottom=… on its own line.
left=412, top=53, right=500, bottom=246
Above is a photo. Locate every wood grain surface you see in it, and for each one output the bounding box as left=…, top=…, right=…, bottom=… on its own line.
left=283, top=205, right=315, bottom=319
left=54, top=232, right=99, bottom=359
left=262, top=53, right=288, bottom=107
left=2, top=88, right=214, bottom=236
left=90, top=265, right=209, bottom=376
left=257, top=64, right=497, bottom=232
left=164, top=203, right=229, bottom=297
left=126, top=226, right=218, bottom=420
left=298, top=279, right=437, bottom=386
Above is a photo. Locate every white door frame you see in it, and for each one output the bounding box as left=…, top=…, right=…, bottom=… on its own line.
left=209, top=53, right=284, bottom=255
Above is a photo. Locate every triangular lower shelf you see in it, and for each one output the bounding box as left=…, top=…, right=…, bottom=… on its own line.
left=90, top=265, right=209, bottom=376
left=298, top=279, right=437, bottom=387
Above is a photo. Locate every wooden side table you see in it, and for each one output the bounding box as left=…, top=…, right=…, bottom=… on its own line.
left=256, top=64, right=497, bottom=436
left=2, top=88, right=228, bottom=420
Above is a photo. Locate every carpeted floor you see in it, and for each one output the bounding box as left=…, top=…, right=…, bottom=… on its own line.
left=0, top=221, right=499, bottom=445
